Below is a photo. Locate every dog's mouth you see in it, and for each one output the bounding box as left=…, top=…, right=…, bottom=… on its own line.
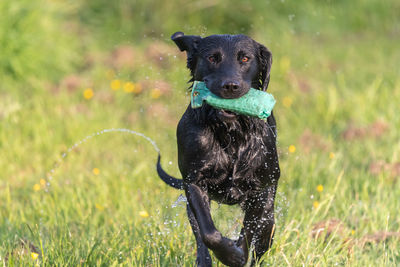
left=217, top=109, right=237, bottom=120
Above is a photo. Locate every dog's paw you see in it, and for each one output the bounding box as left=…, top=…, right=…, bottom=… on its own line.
left=212, top=237, right=246, bottom=267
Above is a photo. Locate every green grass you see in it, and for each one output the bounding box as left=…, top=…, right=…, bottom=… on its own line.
left=0, top=0, right=80, bottom=85
left=1, top=0, right=400, bottom=266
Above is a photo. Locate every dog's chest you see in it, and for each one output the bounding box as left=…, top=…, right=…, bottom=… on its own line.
left=201, top=130, right=273, bottom=204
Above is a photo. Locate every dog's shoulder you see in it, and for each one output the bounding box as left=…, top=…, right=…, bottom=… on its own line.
left=177, top=106, right=209, bottom=145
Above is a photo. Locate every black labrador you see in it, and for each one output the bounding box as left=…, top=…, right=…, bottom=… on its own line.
left=157, top=32, right=280, bottom=267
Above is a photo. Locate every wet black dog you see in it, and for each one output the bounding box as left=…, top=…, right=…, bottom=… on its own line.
left=157, top=32, right=280, bottom=266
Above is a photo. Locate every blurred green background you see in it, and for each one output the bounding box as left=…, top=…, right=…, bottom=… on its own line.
left=1, top=0, right=399, bottom=265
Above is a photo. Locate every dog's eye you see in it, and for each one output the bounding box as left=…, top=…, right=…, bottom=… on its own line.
left=208, top=53, right=221, bottom=64
left=241, top=56, right=249, bottom=63
left=208, top=56, right=217, bottom=63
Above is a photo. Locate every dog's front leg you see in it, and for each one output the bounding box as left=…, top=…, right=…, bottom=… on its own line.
left=186, top=183, right=246, bottom=267
left=186, top=203, right=212, bottom=267
left=237, top=184, right=277, bottom=266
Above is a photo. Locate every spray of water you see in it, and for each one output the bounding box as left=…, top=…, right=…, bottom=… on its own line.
left=44, top=128, right=184, bottom=238
left=47, top=128, right=160, bottom=181
left=171, top=194, right=187, bottom=208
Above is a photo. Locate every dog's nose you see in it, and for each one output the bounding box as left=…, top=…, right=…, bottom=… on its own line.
left=221, top=81, right=240, bottom=91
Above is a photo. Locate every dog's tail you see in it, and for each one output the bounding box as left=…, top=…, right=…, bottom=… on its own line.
left=156, top=154, right=184, bottom=190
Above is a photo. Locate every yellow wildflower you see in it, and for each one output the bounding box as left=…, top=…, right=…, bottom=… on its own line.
left=95, top=203, right=105, bottom=211
left=316, top=184, right=324, bottom=193
left=288, top=145, right=296, bottom=153
left=33, top=184, right=41, bottom=192
left=31, top=252, right=39, bottom=260
left=40, top=179, right=46, bottom=187
left=92, top=168, right=100, bottom=175
left=282, top=97, right=293, bottom=108
left=123, top=82, right=135, bottom=93
left=133, top=83, right=143, bottom=94
left=150, top=88, right=162, bottom=99
left=139, top=210, right=149, bottom=218
left=351, top=230, right=355, bottom=235
left=83, top=88, right=94, bottom=100
left=110, top=79, right=121, bottom=91
left=313, top=201, right=319, bottom=209
left=329, top=152, right=335, bottom=159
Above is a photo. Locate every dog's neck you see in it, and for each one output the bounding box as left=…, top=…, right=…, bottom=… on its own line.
left=190, top=105, right=264, bottom=148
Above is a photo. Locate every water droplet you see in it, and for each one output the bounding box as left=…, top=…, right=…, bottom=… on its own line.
left=171, top=194, right=187, bottom=208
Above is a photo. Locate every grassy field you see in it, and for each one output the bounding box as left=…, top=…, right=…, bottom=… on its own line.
left=1, top=0, right=400, bottom=266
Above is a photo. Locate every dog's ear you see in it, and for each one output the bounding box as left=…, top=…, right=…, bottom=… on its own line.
left=258, top=44, right=273, bottom=91
left=171, top=32, right=201, bottom=53
left=171, top=32, right=201, bottom=74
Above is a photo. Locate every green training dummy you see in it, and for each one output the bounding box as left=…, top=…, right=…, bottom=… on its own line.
left=190, top=81, right=276, bottom=119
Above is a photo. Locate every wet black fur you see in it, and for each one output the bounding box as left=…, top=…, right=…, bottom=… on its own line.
left=157, top=32, right=280, bottom=267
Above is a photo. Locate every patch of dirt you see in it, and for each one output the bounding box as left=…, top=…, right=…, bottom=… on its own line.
left=5, top=239, right=41, bottom=262
left=341, top=125, right=367, bottom=141
left=138, top=79, right=172, bottom=95
left=357, top=231, right=400, bottom=248
left=123, top=112, right=139, bottom=124
left=369, top=160, right=388, bottom=175
left=311, top=219, right=400, bottom=255
left=153, top=80, right=172, bottom=95
left=342, top=120, right=389, bottom=141
left=297, top=78, right=312, bottom=93
left=328, top=62, right=339, bottom=72
left=391, top=163, right=400, bottom=177
left=369, top=160, right=400, bottom=178
left=95, top=91, right=115, bottom=104
left=68, top=104, right=91, bottom=116
left=146, top=103, right=178, bottom=125
left=108, top=45, right=138, bottom=69
left=369, top=120, right=389, bottom=138
left=59, top=75, right=83, bottom=93
left=287, top=72, right=312, bottom=93
left=311, top=219, right=348, bottom=240
left=145, top=41, right=181, bottom=69
left=299, top=129, right=330, bottom=153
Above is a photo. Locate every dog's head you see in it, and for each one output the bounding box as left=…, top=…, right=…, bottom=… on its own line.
left=172, top=32, right=272, bottom=121
left=172, top=32, right=272, bottom=97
